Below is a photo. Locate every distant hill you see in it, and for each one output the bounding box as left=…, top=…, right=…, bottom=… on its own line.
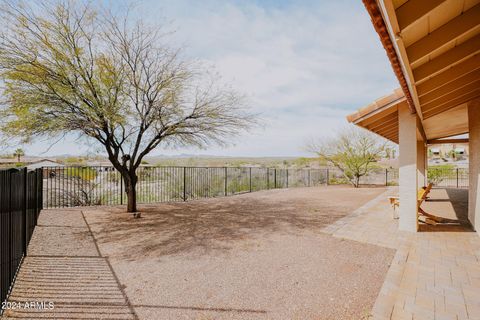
left=2, top=153, right=328, bottom=169
left=143, top=155, right=319, bottom=168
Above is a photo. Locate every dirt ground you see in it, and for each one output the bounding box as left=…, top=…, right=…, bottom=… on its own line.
left=82, top=186, right=394, bottom=320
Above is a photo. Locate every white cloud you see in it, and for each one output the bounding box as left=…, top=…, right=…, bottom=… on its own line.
left=11, top=0, right=399, bottom=157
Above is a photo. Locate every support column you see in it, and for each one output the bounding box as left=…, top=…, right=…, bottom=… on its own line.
left=417, top=140, right=426, bottom=187
left=399, top=104, right=418, bottom=232
left=468, top=100, right=480, bottom=232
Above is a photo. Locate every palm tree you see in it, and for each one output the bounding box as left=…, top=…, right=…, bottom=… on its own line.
left=14, top=148, right=24, bottom=162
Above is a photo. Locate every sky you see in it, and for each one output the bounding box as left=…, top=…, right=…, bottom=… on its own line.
left=3, top=0, right=399, bottom=157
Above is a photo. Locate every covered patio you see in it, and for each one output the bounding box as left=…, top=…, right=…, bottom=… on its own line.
left=344, top=1, right=480, bottom=319
left=348, top=0, right=480, bottom=234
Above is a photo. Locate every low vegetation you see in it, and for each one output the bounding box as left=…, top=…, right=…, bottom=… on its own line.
left=64, top=167, right=97, bottom=181
left=427, top=164, right=456, bottom=185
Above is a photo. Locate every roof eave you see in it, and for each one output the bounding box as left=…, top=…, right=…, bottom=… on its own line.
left=362, top=0, right=416, bottom=114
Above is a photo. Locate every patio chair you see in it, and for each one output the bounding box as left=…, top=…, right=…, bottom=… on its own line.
left=388, top=183, right=444, bottom=225
left=388, top=184, right=431, bottom=218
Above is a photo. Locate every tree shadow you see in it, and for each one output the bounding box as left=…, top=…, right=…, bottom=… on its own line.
left=87, top=188, right=383, bottom=259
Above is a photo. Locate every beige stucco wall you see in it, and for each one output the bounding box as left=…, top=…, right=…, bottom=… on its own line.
left=468, top=100, right=480, bottom=232
left=399, top=104, right=418, bottom=232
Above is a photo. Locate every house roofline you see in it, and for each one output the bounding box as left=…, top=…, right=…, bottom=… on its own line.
left=362, top=0, right=416, bottom=114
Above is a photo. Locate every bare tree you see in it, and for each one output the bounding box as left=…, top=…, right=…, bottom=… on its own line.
left=307, top=127, right=389, bottom=187
left=0, top=1, right=255, bottom=212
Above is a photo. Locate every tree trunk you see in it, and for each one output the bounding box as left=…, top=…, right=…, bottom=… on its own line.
left=127, top=184, right=137, bottom=212
left=353, top=176, right=360, bottom=188
left=125, top=173, right=138, bottom=213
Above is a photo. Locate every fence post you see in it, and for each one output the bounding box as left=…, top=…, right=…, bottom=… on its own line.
left=456, top=168, right=459, bottom=188
left=39, top=168, right=43, bottom=211
left=184, top=167, right=187, bottom=201
left=286, top=169, right=289, bottom=188
left=22, top=167, right=27, bottom=255
left=274, top=169, right=277, bottom=189
left=385, top=168, right=388, bottom=186
left=326, top=169, right=329, bottom=186
left=267, top=168, right=269, bottom=189
left=120, top=173, right=123, bottom=205
left=308, top=169, right=311, bottom=187
left=34, top=169, right=38, bottom=225
left=8, top=169, right=13, bottom=288
left=224, top=167, right=228, bottom=196
left=249, top=167, right=252, bottom=192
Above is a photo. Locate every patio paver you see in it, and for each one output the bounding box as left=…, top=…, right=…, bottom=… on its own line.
left=326, top=188, right=480, bottom=320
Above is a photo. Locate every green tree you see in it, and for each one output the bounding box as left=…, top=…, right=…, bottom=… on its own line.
left=0, top=1, right=254, bottom=213
left=307, top=127, right=389, bottom=187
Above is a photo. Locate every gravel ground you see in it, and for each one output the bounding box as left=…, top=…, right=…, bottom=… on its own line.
left=82, top=186, right=394, bottom=320
left=27, top=209, right=99, bottom=257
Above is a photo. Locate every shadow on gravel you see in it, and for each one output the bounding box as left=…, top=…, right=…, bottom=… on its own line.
left=87, top=187, right=385, bottom=259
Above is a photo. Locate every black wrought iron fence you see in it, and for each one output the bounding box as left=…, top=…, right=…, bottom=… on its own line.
left=41, top=166, right=403, bottom=209
left=362, top=168, right=399, bottom=186
left=428, top=167, right=469, bottom=188
left=0, top=168, right=43, bottom=312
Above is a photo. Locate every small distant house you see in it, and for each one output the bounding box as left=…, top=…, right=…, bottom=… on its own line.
left=27, top=159, right=64, bottom=170
left=455, top=148, right=465, bottom=155
left=25, top=159, right=64, bottom=178
left=85, top=161, right=116, bottom=172
left=430, top=148, right=440, bottom=158
left=0, top=157, right=64, bottom=170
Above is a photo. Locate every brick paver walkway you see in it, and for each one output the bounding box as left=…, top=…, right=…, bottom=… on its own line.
left=324, top=188, right=480, bottom=320
left=2, top=209, right=137, bottom=319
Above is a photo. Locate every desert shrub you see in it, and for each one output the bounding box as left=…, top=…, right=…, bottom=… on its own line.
left=65, top=167, right=97, bottom=181
left=428, top=164, right=455, bottom=185
left=46, top=176, right=102, bottom=207
left=106, top=171, right=120, bottom=183
left=329, top=177, right=349, bottom=185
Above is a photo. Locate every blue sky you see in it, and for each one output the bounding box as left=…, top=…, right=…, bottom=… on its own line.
left=5, top=0, right=398, bottom=157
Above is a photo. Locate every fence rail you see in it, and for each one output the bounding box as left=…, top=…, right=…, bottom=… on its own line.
left=0, top=168, right=43, bottom=311
left=428, top=167, right=469, bottom=188
left=42, top=166, right=401, bottom=209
